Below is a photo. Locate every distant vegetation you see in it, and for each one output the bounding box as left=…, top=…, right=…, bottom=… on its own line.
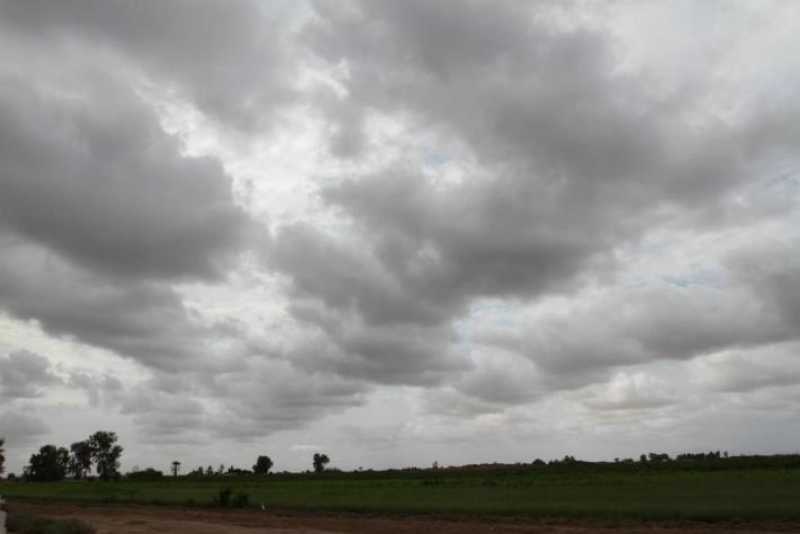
left=2, top=430, right=800, bottom=482
left=4, top=431, right=800, bottom=520
left=0, top=432, right=335, bottom=482
left=2, top=464, right=800, bottom=521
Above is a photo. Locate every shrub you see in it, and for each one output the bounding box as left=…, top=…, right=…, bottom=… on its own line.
left=212, top=487, right=250, bottom=508
left=232, top=492, right=250, bottom=508
left=215, top=487, right=233, bottom=507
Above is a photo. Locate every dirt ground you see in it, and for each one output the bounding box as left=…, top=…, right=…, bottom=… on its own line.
left=9, top=502, right=800, bottom=534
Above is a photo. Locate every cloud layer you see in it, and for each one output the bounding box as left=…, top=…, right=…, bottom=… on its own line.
left=0, top=0, right=799, bottom=473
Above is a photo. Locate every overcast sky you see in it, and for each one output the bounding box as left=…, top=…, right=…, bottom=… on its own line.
left=1, top=0, right=799, bottom=475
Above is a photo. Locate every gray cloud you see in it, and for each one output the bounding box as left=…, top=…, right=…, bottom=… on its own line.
left=307, top=0, right=799, bottom=204
left=275, top=302, right=470, bottom=386
left=0, top=350, right=60, bottom=400
left=698, top=345, right=800, bottom=394
left=0, top=410, right=50, bottom=448
left=205, top=360, right=368, bottom=440
left=255, top=0, right=800, bottom=391
left=580, top=372, right=678, bottom=412
left=0, top=0, right=297, bottom=131
left=0, top=13, right=262, bottom=375
left=120, top=386, right=208, bottom=444
left=0, top=0, right=799, bottom=468
left=0, top=237, right=242, bottom=371
left=321, top=170, right=611, bottom=313
left=270, top=223, right=444, bottom=326
left=68, top=372, right=124, bottom=408
left=0, top=73, right=252, bottom=282
left=465, top=238, right=800, bottom=397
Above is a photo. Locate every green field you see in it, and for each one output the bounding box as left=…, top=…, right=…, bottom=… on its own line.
left=2, top=467, right=800, bottom=521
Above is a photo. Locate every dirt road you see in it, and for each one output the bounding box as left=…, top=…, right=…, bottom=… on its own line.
left=9, top=502, right=800, bottom=534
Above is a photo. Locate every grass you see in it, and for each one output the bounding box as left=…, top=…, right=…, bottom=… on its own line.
left=2, top=467, right=800, bottom=521
left=6, top=512, right=96, bottom=534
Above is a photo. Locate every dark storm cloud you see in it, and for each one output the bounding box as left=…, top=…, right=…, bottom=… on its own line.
left=0, top=350, right=60, bottom=400
left=0, top=0, right=296, bottom=131
left=0, top=75, right=252, bottom=282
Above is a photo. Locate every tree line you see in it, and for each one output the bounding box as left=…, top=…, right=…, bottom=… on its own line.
left=0, top=432, right=332, bottom=482
left=3, top=432, right=799, bottom=483
left=158, top=453, right=330, bottom=480
left=21, top=431, right=123, bottom=482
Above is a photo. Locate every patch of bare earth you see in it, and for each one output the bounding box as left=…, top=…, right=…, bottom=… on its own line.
left=8, top=502, right=800, bottom=534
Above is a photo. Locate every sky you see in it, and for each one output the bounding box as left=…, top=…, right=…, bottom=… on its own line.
left=1, top=0, right=799, bottom=476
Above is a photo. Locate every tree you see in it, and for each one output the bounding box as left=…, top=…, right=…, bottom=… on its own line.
left=69, top=441, right=93, bottom=480
left=0, top=438, right=5, bottom=476
left=26, top=445, right=69, bottom=482
left=88, top=431, right=123, bottom=480
left=171, top=461, right=181, bottom=478
left=312, top=453, right=330, bottom=473
left=206, top=465, right=214, bottom=477
left=253, top=455, right=273, bottom=475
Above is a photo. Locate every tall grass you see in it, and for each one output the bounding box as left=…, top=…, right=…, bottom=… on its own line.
left=2, top=467, right=800, bottom=521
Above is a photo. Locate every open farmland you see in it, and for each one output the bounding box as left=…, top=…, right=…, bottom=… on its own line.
left=3, top=466, right=800, bottom=522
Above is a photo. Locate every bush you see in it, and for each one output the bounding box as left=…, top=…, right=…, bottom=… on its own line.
left=214, top=487, right=232, bottom=507
left=212, top=487, right=250, bottom=508
left=232, top=492, right=250, bottom=508
left=7, top=512, right=96, bottom=534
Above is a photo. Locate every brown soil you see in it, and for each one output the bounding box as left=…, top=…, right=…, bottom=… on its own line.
left=8, top=502, right=800, bottom=534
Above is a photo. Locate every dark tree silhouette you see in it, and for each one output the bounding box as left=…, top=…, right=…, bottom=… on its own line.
left=26, top=445, right=70, bottom=482
left=171, top=460, right=181, bottom=478
left=312, top=453, right=330, bottom=473
left=69, top=441, right=93, bottom=479
left=88, top=431, right=123, bottom=480
left=0, top=438, right=5, bottom=475
left=253, top=455, right=273, bottom=475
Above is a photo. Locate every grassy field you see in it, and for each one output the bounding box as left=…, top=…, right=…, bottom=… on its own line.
left=2, top=467, right=800, bottom=521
